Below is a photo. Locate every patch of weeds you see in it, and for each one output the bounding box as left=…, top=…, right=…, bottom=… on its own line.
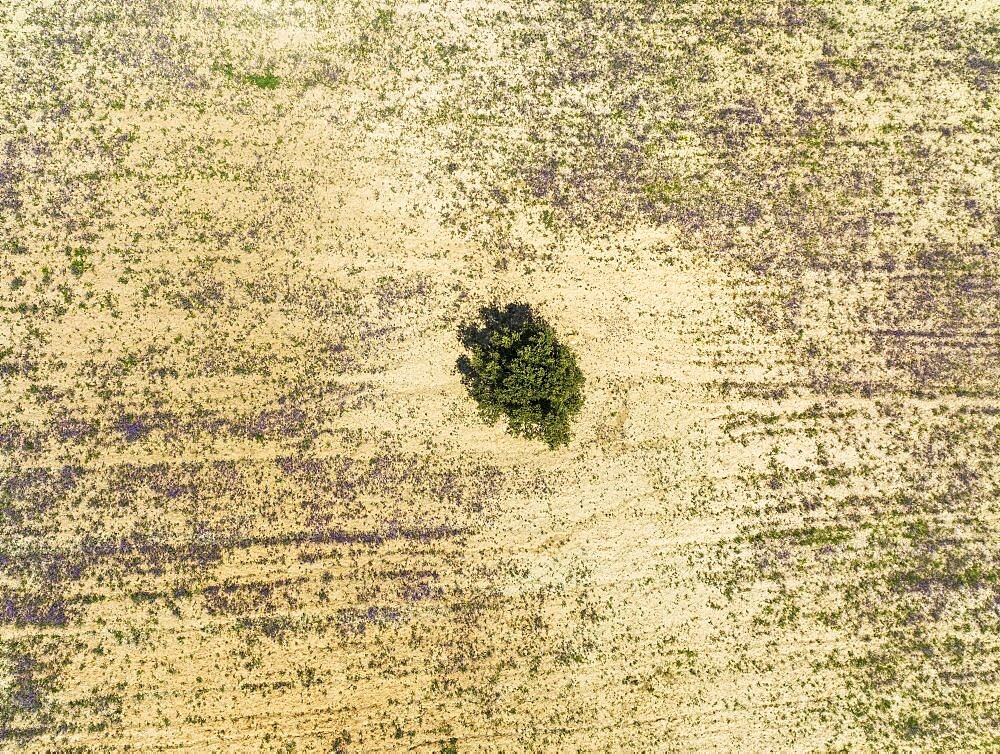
left=67, top=247, right=91, bottom=277
left=332, top=730, right=352, bottom=753
left=3, top=236, right=28, bottom=256
left=643, top=178, right=682, bottom=205
left=213, top=61, right=280, bottom=90
left=246, top=72, right=280, bottom=90
left=373, top=7, right=395, bottom=31
left=212, top=62, right=236, bottom=79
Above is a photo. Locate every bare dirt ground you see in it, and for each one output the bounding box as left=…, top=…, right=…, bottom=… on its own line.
left=2, top=0, right=1000, bottom=750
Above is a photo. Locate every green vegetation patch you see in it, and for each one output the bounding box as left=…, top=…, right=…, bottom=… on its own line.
left=213, top=62, right=280, bottom=89
left=67, top=247, right=92, bottom=276
left=246, top=72, right=280, bottom=90
left=458, top=303, right=584, bottom=449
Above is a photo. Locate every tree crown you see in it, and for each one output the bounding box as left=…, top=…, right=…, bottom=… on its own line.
left=458, top=303, right=585, bottom=448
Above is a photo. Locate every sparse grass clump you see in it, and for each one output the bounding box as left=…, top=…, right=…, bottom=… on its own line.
left=458, top=303, right=584, bottom=449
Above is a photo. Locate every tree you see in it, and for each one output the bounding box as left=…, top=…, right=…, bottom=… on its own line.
left=457, top=303, right=585, bottom=448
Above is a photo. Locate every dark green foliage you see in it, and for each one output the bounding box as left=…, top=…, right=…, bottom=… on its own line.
left=458, top=303, right=585, bottom=448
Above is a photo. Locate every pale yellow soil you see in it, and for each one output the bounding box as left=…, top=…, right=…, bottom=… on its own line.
left=2, top=0, right=1000, bottom=751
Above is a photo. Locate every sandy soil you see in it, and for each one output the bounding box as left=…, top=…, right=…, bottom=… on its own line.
left=2, top=0, right=999, bottom=750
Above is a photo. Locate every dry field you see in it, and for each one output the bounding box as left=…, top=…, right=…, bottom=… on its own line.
left=2, top=0, right=1000, bottom=750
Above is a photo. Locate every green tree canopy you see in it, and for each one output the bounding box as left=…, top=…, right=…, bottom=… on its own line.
left=458, top=303, right=585, bottom=448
